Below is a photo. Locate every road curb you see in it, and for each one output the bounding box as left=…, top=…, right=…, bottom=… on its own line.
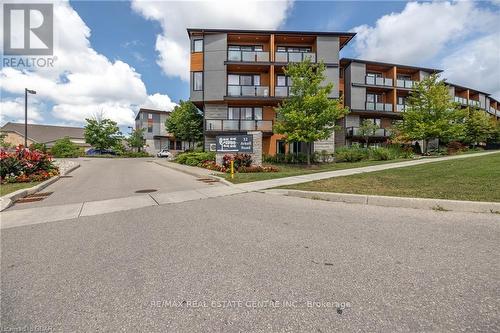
left=152, top=160, right=232, bottom=186
left=265, top=189, right=500, bottom=214
left=0, top=163, right=80, bottom=212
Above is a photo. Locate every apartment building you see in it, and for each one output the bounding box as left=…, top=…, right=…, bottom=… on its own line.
left=338, top=58, right=442, bottom=147
left=447, top=83, right=500, bottom=120
left=187, top=28, right=355, bottom=156
left=135, top=108, right=190, bottom=155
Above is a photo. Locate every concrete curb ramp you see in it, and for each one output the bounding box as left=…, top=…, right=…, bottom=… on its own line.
left=265, top=189, right=500, bottom=214
left=0, top=187, right=246, bottom=229
left=0, top=162, right=80, bottom=212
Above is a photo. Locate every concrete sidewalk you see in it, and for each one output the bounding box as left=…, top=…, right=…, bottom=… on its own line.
left=233, top=150, right=500, bottom=191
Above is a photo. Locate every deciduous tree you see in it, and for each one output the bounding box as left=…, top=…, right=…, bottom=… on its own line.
left=166, top=101, right=203, bottom=149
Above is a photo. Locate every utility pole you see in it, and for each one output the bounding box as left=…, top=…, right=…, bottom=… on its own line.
left=24, top=88, right=37, bottom=147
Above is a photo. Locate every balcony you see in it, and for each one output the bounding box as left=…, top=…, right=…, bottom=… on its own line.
left=396, top=104, right=407, bottom=112
left=396, top=79, right=416, bottom=89
left=454, top=96, right=467, bottom=105
left=275, top=86, right=292, bottom=97
left=365, top=102, right=393, bottom=112
left=275, top=52, right=316, bottom=63
left=346, top=127, right=391, bottom=137
left=489, top=107, right=497, bottom=115
left=227, top=85, right=269, bottom=97
left=468, top=99, right=480, bottom=108
left=365, top=76, right=393, bottom=87
left=227, top=50, right=269, bottom=62
left=205, top=119, right=273, bottom=132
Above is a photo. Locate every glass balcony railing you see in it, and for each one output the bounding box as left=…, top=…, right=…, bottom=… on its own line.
left=396, top=104, right=407, bottom=112
left=489, top=107, right=497, bottom=114
left=275, top=52, right=316, bottom=63
left=227, top=85, right=269, bottom=97
left=468, top=99, right=480, bottom=107
left=205, top=119, right=273, bottom=132
left=227, top=50, right=269, bottom=62
left=365, top=76, right=393, bottom=87
left=454, top=96, right=468, bottom=105
left=396, top=79, right=415, bottom=89
left=346, top=127, right=391, bottom=137
left=275, top=86, right=292, bottom=97
left=366, top=102, right=393, bottom=112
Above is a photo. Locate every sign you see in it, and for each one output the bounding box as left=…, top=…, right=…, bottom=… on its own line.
left=216, top=135, right=253, bottom=153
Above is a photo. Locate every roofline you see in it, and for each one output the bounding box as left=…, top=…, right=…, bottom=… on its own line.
left=135, top=108, right=172, bottom=120
left=187, top=28, right=356, bottom=50
left=340, top=58, right=443, bottom=73
left=0, top=121, right=84, bottom=130
left=445, top=81, right=491, bottom=96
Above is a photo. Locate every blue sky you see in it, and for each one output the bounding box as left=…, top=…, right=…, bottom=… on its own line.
left=1, top=1, right=499, bottom=131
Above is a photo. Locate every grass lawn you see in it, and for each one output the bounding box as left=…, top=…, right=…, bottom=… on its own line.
left=281, top=153, right=500, bottom=202
left=0, top=181, right=42, bottom=196
left=225, top=159, right=408, bottom=184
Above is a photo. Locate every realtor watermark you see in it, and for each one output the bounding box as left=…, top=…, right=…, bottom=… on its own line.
left=150, top=299, right=351, bottom=311
left=2, top=3, right=56, bottom=68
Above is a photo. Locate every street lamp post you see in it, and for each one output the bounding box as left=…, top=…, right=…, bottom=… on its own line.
left=24, top=88, right=37, bottom=147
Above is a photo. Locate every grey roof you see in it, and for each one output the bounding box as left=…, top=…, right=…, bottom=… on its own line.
left=0, top=122, right=85, bottom=144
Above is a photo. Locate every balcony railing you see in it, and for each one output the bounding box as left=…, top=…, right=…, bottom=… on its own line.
left=227, top=85, right=269, bottom=97
left=275, top=52, right=316, bottom=63
left=365, top=76, right=393, bottom=87
left=454, top=96, right=467, bottom=105
left=366, top=102, right=393, bottom=112
left=396, top=79, right=415, bottom=89
left=396, top=104, right=407, bottom=112
left=489, top=107, right=497, bottom=114
left=468, top=99, right=480, bottom=107
left=205, top=119, right=273, bottom=132
left=227, top=50, right=270, bottom=62
left=346, top=127, right=391, bottom=137
left=275, top=86, right=292, bottom=97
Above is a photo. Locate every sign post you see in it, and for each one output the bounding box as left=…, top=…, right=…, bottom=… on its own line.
left=230, top=160, right=234, bottom=179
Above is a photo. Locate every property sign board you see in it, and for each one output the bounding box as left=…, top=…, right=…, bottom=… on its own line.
left=215, top=135, right=253, bottom=153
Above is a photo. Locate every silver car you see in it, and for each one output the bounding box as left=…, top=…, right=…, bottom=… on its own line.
left=156, top=149, right=172, bottom=158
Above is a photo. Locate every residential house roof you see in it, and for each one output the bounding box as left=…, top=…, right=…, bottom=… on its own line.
left=0, top=122, right=85, bottom=144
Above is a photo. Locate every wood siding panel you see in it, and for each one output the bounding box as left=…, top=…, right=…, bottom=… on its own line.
left=190, top=53, right=203, bottom=72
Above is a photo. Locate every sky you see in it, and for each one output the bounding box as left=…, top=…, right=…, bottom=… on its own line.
left=1, top=0, right=499, bottom=133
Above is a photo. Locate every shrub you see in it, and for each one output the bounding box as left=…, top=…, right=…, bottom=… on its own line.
left=51, top=137, right=82, bottom=158
left=335, top=146, right=369, bottom=162
left=1, top=146, right=59, bottom=183
left=222, top=153, right=252, bottom=170
left=29, top=143, right=47, bottom=152
left=446, top=141, right=467, bottom=155
left=175, top=151, right=215, bottom=166
left=369, top=147, right=392, bottom=161
left=238, top=165, right=279, bottom=173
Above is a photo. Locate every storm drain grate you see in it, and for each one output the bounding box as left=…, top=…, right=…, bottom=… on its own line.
left=135, top=189, right=158, bottom=193
left=60, top=175, right=73, bottom=178
left=15, top=192, right=53, bottom=203
left=197, top=178, right=219, bottom=183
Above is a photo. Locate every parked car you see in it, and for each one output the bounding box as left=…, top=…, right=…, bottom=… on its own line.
left=86, top=149, right=116, bottom=156
left=156, top=149, right=172, bottom=158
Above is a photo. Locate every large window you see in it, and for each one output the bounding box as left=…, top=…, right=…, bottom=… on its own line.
left=193, top=72, right=203, bottom=91
left=367, top=93, right=383, bottom=103
left=176, top=141, right=182, bottom=150
left=276, top=74, right=292, bottom=86
left=362, top=118, right=381, bottom=127
left=366, top=72, right=383, bottom=79
left=228, top=45, right=263, bottom=51
left=228, top=74, right=260, bottom=86
left=227, top=107, right=263, bottom=120
left=192, top=39, right=203, bottom=52
left=276, top=140, right=286, bottom=154
left=276, top=46, right=311, bottom=53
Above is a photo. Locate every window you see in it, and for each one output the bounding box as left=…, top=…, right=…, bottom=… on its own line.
left=228, top=74, right=260, bottom=86
left=228, top=45, right=263, bottom=51
left=147, top=124, right=153, bottom=133
left=176, top=141, right=182, bottom=150
left=276, top=140, right=286, bottom=154
left=367, top=72, right=382, bottom=78
left=367, top=93, right=383, bottom=103
left=193, top=39, right=203, bottom=52
left=398, top=96, right=407, bottom=105
left=169, top=140, right=175, bottom=150
left=254, top=107, right=262, bottom=120
left=227, top=107, right=262, bottom=120
left=276, top=46, right=311, bottom=53
left=228, top=107, right=240, bottom=120
left=147, top=113, right=153, bottom=119
left=193, top=72, right=203, bottom=91
left=397, top=74, right=411, bottom=80
left=362, top=118, right=381, bottom=126
left=240, top=75, right=253, bottom=86
left=228, top=74, right=239, bottom=85
left=241, top=107, right=253, bottom=120
left=277, top=75, right=287, bottom=87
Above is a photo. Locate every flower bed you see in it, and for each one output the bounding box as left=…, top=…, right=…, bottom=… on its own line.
left=200, top=154, right=279, bottom=173
left=1, top=146, right=59, bottom=184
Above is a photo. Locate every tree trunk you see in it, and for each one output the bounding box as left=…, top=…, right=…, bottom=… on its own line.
left=423, top=139, right=428, bottom=154
left=306, top=142, right=311, bottom=165
left=365, top=137, right=369, bottom=148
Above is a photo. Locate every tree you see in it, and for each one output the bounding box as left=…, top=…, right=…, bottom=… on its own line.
left=358, top=119, right=380, bottom=147
left=84, top=117, right=122, bottom=151
left=166, top=101, right=203, bottom=149
left=51, top=137, right=81, bottom=158
left=127, top=128, right=145, bottom=152
left=274, top=59, right=349, bottom=164
left=395, top=74, right=465, bottom=154
left=0, top=132, right=12, bottom=149
left=463, top=108, right=495, bottom=149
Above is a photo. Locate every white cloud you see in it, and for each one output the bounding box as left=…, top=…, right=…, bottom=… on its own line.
left=351, top=1, right=498, bottom=64
left=131, top=0, right=294, bottom=81
left=0, top=1, right=175, bottom=126
left=442, top=33, right=500, bottom=99
left=143, top=93, right=178, bottom=111
left=0, top=98, right=44, bottom=124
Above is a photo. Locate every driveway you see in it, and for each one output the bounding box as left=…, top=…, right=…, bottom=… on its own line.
left=9, top=158, right=221, bottom=209
left=1, top=192, right=499, bottom=331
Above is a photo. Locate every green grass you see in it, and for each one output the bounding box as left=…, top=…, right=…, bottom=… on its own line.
left=225, top=159, right=407, bottom=184
left=282, top=153, right=500, bottom=202
left=0, top=182, right=42, bottom=196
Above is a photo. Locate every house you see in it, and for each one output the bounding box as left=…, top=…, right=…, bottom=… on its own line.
left=134, top=108, right=191, bottom=155
left=0, top=122, right=89, bottom=149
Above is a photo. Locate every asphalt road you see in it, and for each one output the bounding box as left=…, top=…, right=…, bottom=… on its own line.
left=1, top=192, right=499, bottom=332
left=9, top=158, right=217, bottom=209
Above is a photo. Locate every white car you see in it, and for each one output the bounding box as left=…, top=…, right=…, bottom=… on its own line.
left=156, top=149, right=172, bottom=158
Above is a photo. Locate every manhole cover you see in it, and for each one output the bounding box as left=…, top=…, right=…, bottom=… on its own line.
left=135, top=189, right=158, bottom=193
